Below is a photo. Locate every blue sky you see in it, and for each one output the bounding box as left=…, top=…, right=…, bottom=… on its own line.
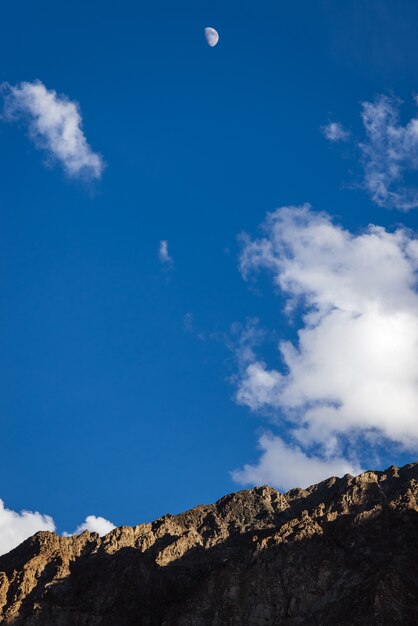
left=1, top=0, right=418, bottom=546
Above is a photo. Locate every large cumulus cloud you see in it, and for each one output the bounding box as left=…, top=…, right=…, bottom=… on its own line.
left=233, top=204, right=418, bottom=489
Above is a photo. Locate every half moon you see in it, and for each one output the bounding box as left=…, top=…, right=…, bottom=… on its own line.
left=204, top=27, right=219, bottom=48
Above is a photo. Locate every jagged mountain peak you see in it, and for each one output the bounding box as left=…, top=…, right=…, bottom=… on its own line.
left=1, top=462, right=418, bottom=625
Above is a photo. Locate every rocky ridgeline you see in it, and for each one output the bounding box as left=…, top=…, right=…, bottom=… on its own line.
left=1, top=463, right=418, bottom=625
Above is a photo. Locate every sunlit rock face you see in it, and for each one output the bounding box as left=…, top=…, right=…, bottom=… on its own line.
left=1, top=463, right=418, bottom=625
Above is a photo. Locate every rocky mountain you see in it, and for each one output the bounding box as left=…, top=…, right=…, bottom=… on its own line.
left=1, top=463, right=418, bottom=625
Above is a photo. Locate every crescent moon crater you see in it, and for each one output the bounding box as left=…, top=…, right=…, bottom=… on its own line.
left=204, top=27, right=219, bottom=48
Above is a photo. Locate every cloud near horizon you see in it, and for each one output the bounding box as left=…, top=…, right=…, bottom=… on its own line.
left=232, top=204, right=418, bottom=490
left=0, top=499, right=55, bottom=556
left=66, top=515, right=116, bottom=537
left=232, top=434, right=362, bottom=491
left=2, top=80, right=104, bottom=180
left=0, top=500, right=116, bottom=556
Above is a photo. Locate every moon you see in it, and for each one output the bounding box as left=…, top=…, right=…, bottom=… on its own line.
left=204, top=27, right=219, bottom=47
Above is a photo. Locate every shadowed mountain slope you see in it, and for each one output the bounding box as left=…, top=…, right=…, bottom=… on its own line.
left=1, top=463, right=418, bottom=625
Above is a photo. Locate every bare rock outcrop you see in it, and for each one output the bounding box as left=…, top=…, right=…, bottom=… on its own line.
left=1, top=463, right=418, bottom=624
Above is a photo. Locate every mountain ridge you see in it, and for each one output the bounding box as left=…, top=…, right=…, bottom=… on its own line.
left=1, top=462, right=418, bottom=624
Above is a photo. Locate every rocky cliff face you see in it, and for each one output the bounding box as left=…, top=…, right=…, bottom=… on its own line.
left=1, top=463, right=418, bottom=625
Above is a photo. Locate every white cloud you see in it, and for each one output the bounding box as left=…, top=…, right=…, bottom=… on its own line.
left=2, top=80, right=104, bottom=180
left=236, top=361, right=282, bottom=410
left=232, top=434, right=362, bottom=491
left=360, top=94, right=418, bottom=210
left=0, top=499, right=55, bottom=556
left=183, top=312, right=194, bottom=333
left=70, top=515, right=116, bottom=536
left=322, top=121, right=350, bottom=142
left=0, top=499, right=116, bottom=555
left=159, top=240, right=173, bottom=269
left=228, top=318, right=266, bottom=369
left=234, top=204, right=418, bottom=487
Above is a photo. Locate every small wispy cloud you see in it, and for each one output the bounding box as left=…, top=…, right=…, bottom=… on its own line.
left=1, top=80, right=104, bottom=180
left=322, top=95, right=418, bottom=210
left=321, top=121, right=350, bottom=142
left=183, top=312, right=194, bottom=333
left=360, top=94, right=418, bottom=210
left=158, top=240, right=173, bottom=269
left=226, top=318, right=266, bottom=374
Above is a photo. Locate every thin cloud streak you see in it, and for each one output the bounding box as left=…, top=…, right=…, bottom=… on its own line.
left=158, top=240, right=173, bottom=269
left=321, top=94, right=418, bottom=210
left=2, top=80, right=104, bottom=180
left=359, top=94, right=418, bottom=210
